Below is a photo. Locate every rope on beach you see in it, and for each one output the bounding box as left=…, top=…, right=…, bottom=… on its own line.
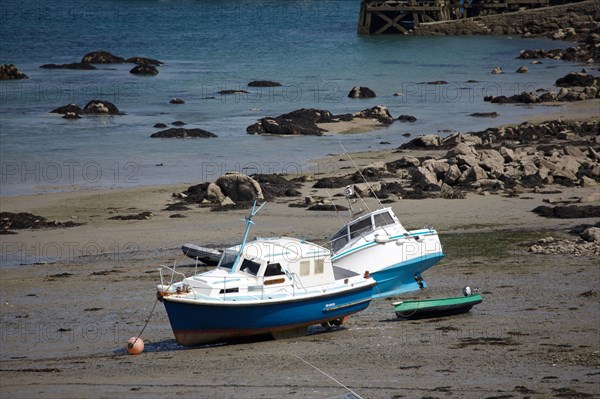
left=295, top=355, right=364, bottom=399
left=129, top=296, right=160, bottom=350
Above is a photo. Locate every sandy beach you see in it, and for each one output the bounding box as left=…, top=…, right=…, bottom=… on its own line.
left=1, top=98, right=599, bottom=398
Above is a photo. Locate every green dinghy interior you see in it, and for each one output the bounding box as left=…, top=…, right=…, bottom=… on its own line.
left=393, top=291, right=483, bottom=320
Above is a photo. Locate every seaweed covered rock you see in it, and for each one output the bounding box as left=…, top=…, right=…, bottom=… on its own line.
left=81, top=51, right=126, bottom=64
left=0, top=64, right=28, bottom=80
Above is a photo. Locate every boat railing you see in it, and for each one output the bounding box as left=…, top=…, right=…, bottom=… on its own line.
left=158, top=264, right=199, bottom=298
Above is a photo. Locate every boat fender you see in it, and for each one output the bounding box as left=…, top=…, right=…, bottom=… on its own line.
left=463, top=286, right=472, bottom=296
left=414, top=235, right=420, bottom=241
left=375, top=235, right=391, bottom=244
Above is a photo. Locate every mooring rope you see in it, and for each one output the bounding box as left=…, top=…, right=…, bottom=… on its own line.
left=295, top=355, right=364, bottom=399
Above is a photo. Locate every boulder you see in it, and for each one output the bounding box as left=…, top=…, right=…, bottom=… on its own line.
left=563, top=146, right=585, bottom=158
left=555, top=72, right=596, bottom=87
left=446, top=142, right=477, bottom=158
left=81, top=51, right=126, bottom=64
left=0, top=64, right=28, bottom=79
left=499, top=147, right=515, bottom=162
left=83, top=100, right=123, bottom=115
left=443, top=164, right=462, bottom=185
left=581, top=227, right=600, bottom=243
left=169, top=98, right=185, bottom=104
left=150, top=128, right=217, bottom=138
left=251, top=174, right=301, bottom=198
left=516, top=66, right=529, bottom=73
left=348, top=86, right=376, bottom=99
left=354, top=182, right=382, bottom=197
left=216, top=172, right=264, bottom=202
left=397, top=115, right=417, bottom=122
left=580, top=176, right=598, bottom=187
left=126, top=57, right=163, bottom=66
left=412, top=166, right=440, bottom=188
left=492, top=67, right=503, bottom=74
left=130, top=64, right=158, bottom=75
left=50, top=103, right=84, bottom=115
left=399, top=134, right=441, bottom=149
left=246, top=108, right=336, bottom=136
left=206, top=183, right=225, bottom=203
left=386, top=156, right=420, bottom=170
left=248, top=80, right=282, bottom=87
left=62, top=112, right=81, bottom=120
left=353, top=105, right=394, bottom=124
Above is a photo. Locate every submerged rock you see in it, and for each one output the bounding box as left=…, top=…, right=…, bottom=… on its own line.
left=397, top=115, right=417, bottom=122
left=126, top=56, right=163, bottom=66
left=150, top=128, right=217, bottom=138
left=83, top=100, right=124, bottom=115
left=248, top=80, right=282, bottom=87
left=50, top=104, right=85, bottom=115
left=348, top=86, right=376, bottom=98
left=40, top=62, right=96, bottom=70
left=130, top=64, right=158, bottom=75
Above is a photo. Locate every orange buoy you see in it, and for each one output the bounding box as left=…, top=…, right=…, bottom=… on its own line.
left=126, top=336, right=144, bottom=355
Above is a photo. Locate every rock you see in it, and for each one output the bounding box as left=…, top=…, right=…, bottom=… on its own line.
left=153, top=123, right=167, bottom=128
left=248, top=80, right=282, bottom=87
left=218, top=90, right=250, bottom=95
left=40, top=62, right=96, bottom=70
left=521, top=160, right=539, bottom=176
left=220, top=197, right=235, bottom=206
left=543, top=196, right=564, bottom=204
left=580, top=192, right=600, bottom=203
left=492, top=67, right=503, bottom=74
left=353, top=105, right=394, bottom=124
left=563, top=146, right=585, bottom=158
left=500, top=147, right=515, bottom=162
left=62, top=112, right=81, bottom=120
left=83, top=100, right=123, bottom=115
left=427, top=80, right=448, bottom=85
left=532, top=205, right=600, bottom=219
left=150, top=128, right=217, bottom=138
left=555, top=72, right=596, bottom=87
left=216, top=172, right=264, bottom=202
left=81, top=51, right=126, bottom=64
left=469, top=112, right=499, bottom=118
left=580, top=176, right=598, bottom=187
left=348, top=86, right=376, bottom=99
left=402, top=133, right=411, bottom=137
left=516, top=66, right=529, bottom=73
left=172, top=121, right=186, bottom=126
left=446, top=142, right=477, bottom=158
left=108, top=211, right=153, bottom=220
left=206, top=183, right=225, bottom=203
left=443, top=164, right=462, bottom=185
left=126, top=57, right=163, bottom=66
left=251, top=174, right=301, bottom=198
left=412, top=166, right=440, bottom=188
left=0, top=64, right=28, bottom=80
left=312, top=176, right=353, bottom=189
left=581, top=227, right=600, bottom=242
left=130, top=64, right=158, bottom=75
left=466, top=165, right=488, bottom=183
left=397, top=115, right=417, bottom=122
left=169, top=98, right=185, bottom=104
left=0, top=212, right=83, bottom=233
left=50, top=103, right=84, bottom=115
left=386, top=156, right=420, bottom=170
left=399, top=134, right=441, bottom=149
left=354, top=182, right=382, bottom=197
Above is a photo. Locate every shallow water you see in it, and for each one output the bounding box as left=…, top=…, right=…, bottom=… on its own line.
left=0, top=0, right=582, bottom=195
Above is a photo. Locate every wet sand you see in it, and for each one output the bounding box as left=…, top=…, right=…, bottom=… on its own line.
left=1, top=99, right=599, bottom=397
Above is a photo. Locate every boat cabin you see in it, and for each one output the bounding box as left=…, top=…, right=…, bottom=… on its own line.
left=329, top=208, right=404, bottom=252
left=218, top=237, right=337, bottom=288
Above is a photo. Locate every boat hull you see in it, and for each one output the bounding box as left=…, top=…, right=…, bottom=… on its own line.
left=394, top=294, right=483, bottom=319
left=161, top=284, right=374, bottom=346
left=332, top=230, right=444, bottom=299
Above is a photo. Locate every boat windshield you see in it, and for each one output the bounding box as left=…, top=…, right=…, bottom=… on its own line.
left=218, top=251, right=237, bottom=270
left=330, top=210, right=398, bottom=252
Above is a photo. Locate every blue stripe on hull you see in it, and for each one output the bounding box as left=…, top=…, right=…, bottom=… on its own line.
left=162, top=285, right=373, bottom=346
left=370, top=252, right=445, bottom=299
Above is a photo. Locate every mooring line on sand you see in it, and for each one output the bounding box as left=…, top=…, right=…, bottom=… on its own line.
left=295, top=355, right=364, bottom=399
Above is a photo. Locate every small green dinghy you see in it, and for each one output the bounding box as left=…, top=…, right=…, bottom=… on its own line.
left=393, top=288, right=483, bottom=319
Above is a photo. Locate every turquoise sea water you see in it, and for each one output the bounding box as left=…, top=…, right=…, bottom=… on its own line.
left=0, top=0, right=583, bottom=195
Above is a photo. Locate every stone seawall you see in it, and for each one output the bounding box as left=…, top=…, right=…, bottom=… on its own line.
left=414, top=0, right=600, bottom=39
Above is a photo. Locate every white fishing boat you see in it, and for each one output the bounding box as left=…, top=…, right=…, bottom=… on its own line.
left=158, top=202, right=376, bottom=346
left=329, top=186, right=444, bottom=299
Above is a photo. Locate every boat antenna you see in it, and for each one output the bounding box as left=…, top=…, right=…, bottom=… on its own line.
left=339, top=142, right=383, bottom=208
left=233, top=199, right=266, bottom=273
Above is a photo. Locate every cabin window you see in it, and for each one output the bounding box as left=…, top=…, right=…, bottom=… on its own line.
left=314, top=259, right=324, bottom=274
left=330, top=227, right=349, bottom=252
left=240, top=259, right=261, bottom=276
left=265, top=263, right=285, bottom=277
left=374, top=212, right=395, bottom=228
left=300, top=260, right=310, bottom=276
left=349, top=217, right=372, bottom=239
left=218, top=252, right=236, bottom=270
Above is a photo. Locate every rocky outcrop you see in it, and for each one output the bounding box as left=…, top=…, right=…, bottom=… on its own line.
left=348, top=86, right=376, bottom=98
left=150, top=128, right=217, bottom=138
left=83, top=100, right=124, bottom=115
left=248, top=80, right=281, bottom=87
left=0, top=64, right=28, bottom=80
left=170, top=173, right=264, bottom=208
left=529, top=235, right=600, bottom=257
left=353, top=105, right=394, bottom=124
left=251, top=174, right=301, bottom=199
left=246, top=109, right=331, bottom=136
left=81, top=51, right=126, bottom=64
left=40, top=62, right=96, bottom=70
left=130, top=64, right=158, bottom=75
left=50, top=101, right=123, bottom=116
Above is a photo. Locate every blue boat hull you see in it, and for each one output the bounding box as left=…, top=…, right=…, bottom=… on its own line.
left=161, top=284, right=374, bottom=346
left=370, top=252, right=445, bottom=299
